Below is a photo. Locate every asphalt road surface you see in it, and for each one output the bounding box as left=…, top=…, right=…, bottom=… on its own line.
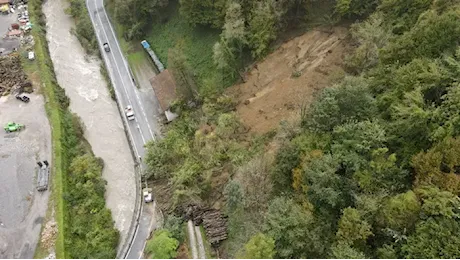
left=86, top=0, right=159, bottom=258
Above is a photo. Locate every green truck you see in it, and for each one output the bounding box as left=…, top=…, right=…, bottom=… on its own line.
left=4, top=122, right=25, bottom=133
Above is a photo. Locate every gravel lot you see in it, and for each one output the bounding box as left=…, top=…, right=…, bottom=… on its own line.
left=0, top=93, right=51, bottom=258
left=0, top=13, right=20, bottom=55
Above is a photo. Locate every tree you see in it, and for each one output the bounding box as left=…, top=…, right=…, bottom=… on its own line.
left=332, top=120, right=387, bottom=173
left=224, top=179, right=244, bottom=213
left=223, top=2, right=246, bottom=46
left=387, top=88, right=435, bottom=165
left=376, top=244, right=398, bottom=259
left=336, top=207, right=372, bottom=248
left=236, top=155, right=273, bottom=211
left=264, top=197, right=328, bottom=258
left=379, top=191, right=421, bottom=232
left=303, top=154, right=356, bottom=215
left=241, top=233, right=276, bottom=259
left=113, top=0, right=169, bottom=39
left=164, top=215, right=185, bottom=242
left=213, top=1, right=247, bottom=81
left=304, top=76, right=376, bottom=132
left=412, top=138, right=460, bottom=194
left=330, top=242, right=367, bottom=259
left=354, top=148, right=410, bottom=194
left=415, top=186, right=460, bottom=218
left=179, top=0, right=227, bottom=28
left=168, top=45, right=197, bottom=101
left=248, top=1, right=277, bottom=59
left=213, top=40, right=238, bottom=83
left=381, top=8, right=460, bottom=64
left=378, top=0, right=433, bottom=33
left=145, top=229, right=179, bottom=259
left=346, top=12, right=391, bottom=73
left=402, top=217, right=460, bottom=258
left=271, top=142, right=302, bottom=195
left=335, top=0, right=379, bottom=18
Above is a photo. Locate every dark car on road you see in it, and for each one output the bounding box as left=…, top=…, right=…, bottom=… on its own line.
left=103, top=43, right=110, bottom=52
left=15, top=94, right=30, bottom=103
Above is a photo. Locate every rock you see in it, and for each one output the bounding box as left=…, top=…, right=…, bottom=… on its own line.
left=243, top=100, right=250, bottom=105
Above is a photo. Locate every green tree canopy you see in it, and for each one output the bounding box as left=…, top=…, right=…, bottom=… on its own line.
left=336, top=207, right=372, bottom=249
left=241, top=233, right=276, bottom=259
left=264, top=197, right=328, bottom=258
left=402, top=217, right=460, bottom=258
left=145, top=229, right=179, bottom=259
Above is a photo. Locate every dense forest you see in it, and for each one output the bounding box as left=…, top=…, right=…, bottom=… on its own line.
left=106, top=0, right=460, bottom=258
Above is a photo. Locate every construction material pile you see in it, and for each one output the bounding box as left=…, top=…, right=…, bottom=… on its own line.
left=0, top=54, right=32, bottom=96
left=185, top=205, right=228, bottom=246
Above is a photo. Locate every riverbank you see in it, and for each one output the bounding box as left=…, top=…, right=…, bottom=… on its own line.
left=43, top=0, right=136, bottom=246
left=29, top=0, right=120, bottom=257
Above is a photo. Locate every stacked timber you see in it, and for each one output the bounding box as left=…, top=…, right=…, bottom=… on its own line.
left=185, top=205, right=228, bottom=247
left=202, top=209, right=228, bottom=246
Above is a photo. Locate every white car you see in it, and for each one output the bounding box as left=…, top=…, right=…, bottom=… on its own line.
left=143, top=188, right=153, bottom=203
left=125, top=105, right=135, bottom=120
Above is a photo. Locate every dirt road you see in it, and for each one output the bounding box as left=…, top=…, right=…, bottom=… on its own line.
left=0, top=94, right=51, bottom=258
left=43, top=0, right=136, bottom=245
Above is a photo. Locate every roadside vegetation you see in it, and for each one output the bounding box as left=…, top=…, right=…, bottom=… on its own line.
left=29, top=0, right=119, bottom=257
left=106, top=0, right=460, bottom=258
left=66, top=0, right=98, bottom=55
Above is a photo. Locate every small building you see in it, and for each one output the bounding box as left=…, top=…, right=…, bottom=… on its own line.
left=0, top=0, right=9, bottom=13
left=149, top=69, right=178, bottom=122
left=7, top=29, right=22, bottom=37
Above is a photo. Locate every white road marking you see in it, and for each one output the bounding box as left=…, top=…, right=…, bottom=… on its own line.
left=86, top=0, right=140, bottom=159
left=98, top=2, right=156, bottom=141
left=137, top=124, right=146, bottom=144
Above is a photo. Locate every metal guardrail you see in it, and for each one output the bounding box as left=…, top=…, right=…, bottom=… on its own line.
left=84, top=3, right=143, bottom=259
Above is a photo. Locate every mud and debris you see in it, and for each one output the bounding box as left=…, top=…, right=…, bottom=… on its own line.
left=0, top=55, right=32, bottom=96
left=40, top=219, right=57, bottom=252
left=226, top=27, right=350, bottom=134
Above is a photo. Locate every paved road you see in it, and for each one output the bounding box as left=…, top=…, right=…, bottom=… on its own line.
left=86, top=0, right=159, bottom=258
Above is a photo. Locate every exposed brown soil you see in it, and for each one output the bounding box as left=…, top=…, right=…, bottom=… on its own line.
left=226, top=26, right=350, bottom=134
left=176, top=243, right=190, bottom=259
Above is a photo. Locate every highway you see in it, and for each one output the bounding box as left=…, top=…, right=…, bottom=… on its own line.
left=86, top=0, right=159, bottom=258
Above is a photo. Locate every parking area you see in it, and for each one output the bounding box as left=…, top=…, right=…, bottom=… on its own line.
left=0, top=93, right=51, bottom=258
left=0, top=12, right=20, bottom=56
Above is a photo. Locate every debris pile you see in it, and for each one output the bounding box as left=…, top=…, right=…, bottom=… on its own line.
left=0, top=54, right=32, bottom=95
left=40, top=220, right=57, bottom=251
left=185, top=205, right=228, bottom=246
left=20, top=35, right=34, bottom=50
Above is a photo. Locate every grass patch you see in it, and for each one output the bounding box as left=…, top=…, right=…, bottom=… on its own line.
left=108, top=0, right=222, bottom=87
left=127, top=50, right=148, bottom=68
left=145, top=1, right=220, bottom=86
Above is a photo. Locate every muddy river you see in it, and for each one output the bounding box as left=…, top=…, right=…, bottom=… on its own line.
left=43, top=0, right=136, bottom=245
